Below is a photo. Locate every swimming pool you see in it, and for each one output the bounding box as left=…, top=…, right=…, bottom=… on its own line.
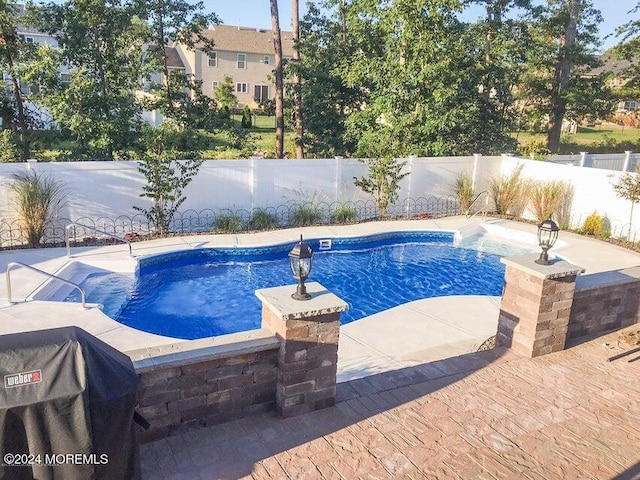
left=65, top=231, right=531, bottom=339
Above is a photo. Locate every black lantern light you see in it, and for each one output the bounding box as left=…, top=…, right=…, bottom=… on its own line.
left=535, top=218, right=560, bottom=265
left=289, top=235, right=313, bottom=300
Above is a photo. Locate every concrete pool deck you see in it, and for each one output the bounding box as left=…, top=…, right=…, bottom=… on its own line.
left=2, top=216, right=640, bottom=382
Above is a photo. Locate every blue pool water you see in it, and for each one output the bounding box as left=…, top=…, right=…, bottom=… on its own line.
left=70, top=232, right=530, bottom=340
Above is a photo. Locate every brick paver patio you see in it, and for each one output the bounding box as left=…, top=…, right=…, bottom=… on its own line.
left=140, top=327, right=640, bottom=479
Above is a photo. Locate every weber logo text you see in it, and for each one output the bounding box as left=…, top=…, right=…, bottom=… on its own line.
left=4, top=370, right=42, bottom=388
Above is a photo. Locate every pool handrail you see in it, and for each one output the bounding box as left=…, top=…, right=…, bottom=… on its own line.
left=65, top=222, right=132, bottom=258
left=5, top=261, right=87, bottom=309
left=465, top=191, right=489, bottom=221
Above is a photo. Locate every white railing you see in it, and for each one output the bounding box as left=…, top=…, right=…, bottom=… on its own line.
left=5, top=262, right=86, bottom=308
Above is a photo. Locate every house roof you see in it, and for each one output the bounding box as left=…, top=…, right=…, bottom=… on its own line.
left=164, top=46, right=185, bottom=69
left=587, top=56, right=634, bottom=76
left=147, top=45, right=186, bottom=69
left=199, top=25, right=295, bottom=57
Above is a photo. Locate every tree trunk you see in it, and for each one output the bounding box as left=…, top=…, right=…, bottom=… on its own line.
left=547, top=0, right=580, bottom=153
left=270, top=0, right=284, bottom=159
left=292, top=0, right=303, bottom=159
left=6, top=54, right=30, bottom=160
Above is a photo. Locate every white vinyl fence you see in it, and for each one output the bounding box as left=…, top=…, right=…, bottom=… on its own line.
left=1, top=153, right=639, bottom=245
left=550, top=151, right=639, bottom=172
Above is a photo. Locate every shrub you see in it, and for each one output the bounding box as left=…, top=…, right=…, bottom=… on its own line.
left=454, top=171, right=474, bottom=215
left=290, top=203, right=322, bottom=227
left=213, top=212, right=244, bottom=233
left=0, top=130, right=20, bottom=163
left=9, top=169, right=66, bottom=247
left=520, top=140, right=551, bottom=160
left=331, top=203, right=358, bottom=224
left=529, top=180, right=573, bottom=224
left=241, top=105, right=253, bottom=128
left=489, top=167, right=530, bottom=217
left=612, top=167, right=640, bottom=241
left=581, top=211, right=605, bottom=237
left=354, top=157, right=408, bottom=217
left=247, top=209, right=276, bottom=230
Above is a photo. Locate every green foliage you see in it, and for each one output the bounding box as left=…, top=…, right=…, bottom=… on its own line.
left=247, top=209, right=277, bottom=230
left=489, top=166, right=530, bottom=217
left=0, top=1, right=49, bottom=159
left=455, top=171, right=474, bottom=214
left=519, top=0, right=605, bottom=152
left=581, top=211, right=605, bottom=237
left=241, top=105, right=253, bottom=128
left=529, top=180, right=573, bottom=223
left=214, top=76, right=237, bottom=111
left=330, top=203, right=357, bottom=224
left=354, top=157, right=408, bottom=217
left=519, top=140, right=552, bottom=160
left=134, top=123, right=204, bottom=235
left=612, top=167, right=640, bottom=240
left=0, top=130, right=20, bottom=163
left=31, top=0, right=146, bottom=160
left=9, top=169, right=66, bottom=247
left=213, top=212, right=244, bottom=233
left=289, top=203, right=322, bottom=227
left=140, top=0, right=221, bottom=129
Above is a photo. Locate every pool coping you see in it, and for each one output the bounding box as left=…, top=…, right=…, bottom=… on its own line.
left=2, top=216, right=640, bottom=380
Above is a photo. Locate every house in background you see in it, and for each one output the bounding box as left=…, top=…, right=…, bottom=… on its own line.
left=588, top=56, right=639, bottom=126
left=172, top=25, right=294, bottom=109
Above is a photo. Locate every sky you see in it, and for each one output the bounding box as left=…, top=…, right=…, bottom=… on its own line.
left=207, top=0, right=636, bottom=52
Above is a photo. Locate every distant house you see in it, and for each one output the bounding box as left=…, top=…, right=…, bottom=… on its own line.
left=588, top=56, right=638, bottom=114
left=172, top=25, right=295, bottom=108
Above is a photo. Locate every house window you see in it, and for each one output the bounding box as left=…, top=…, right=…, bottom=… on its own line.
left=212, top=81, right=219, bottom=90
left=208, top=52, right=217, bottom=67
left=254, top=84, right=269, bottom=103
left=25, top=37, right=34, bottom=44
left=60, top=73, right=71, bottom=88
left=263, top=55, right=270, bottom=65
left=235, top=82, right=248, bottom=94
left=237, top=53, right=246, bottom=69
left=624, top=100, right=638, bottom=112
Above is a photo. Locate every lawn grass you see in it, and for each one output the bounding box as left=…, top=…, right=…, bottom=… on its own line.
left=514, top=122, right=640, bottom=154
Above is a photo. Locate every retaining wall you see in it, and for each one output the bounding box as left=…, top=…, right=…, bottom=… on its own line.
left=568, top=272, right=640, bottom=340
left=132, top=335, right=280, bottom=443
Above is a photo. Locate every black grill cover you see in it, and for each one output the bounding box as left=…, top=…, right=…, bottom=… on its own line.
left=0, top=326, right=140, bottom=480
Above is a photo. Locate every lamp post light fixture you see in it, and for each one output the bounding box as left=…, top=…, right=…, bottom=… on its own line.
left=289, top=235, right=313, bottom=300
left=535, top=218, right=560, bottom=265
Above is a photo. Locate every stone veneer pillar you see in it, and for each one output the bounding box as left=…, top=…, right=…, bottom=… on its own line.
left=256, top=282, right=348, bottom=418
left=498, top=255, right=584, bottom=357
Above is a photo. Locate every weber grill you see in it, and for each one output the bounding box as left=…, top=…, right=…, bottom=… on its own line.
left=0, top=326, right=141, bottom=480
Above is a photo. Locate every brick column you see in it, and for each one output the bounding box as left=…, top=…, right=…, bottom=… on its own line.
left=497, top=255, right=584, bottom=357
left=256, top=282, right=348, bottom=418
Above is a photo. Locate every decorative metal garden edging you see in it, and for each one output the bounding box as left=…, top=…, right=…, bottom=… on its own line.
left=0, top=195, right=462, bottom=250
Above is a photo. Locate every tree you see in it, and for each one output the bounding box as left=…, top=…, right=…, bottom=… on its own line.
left=612, top=3, right=640, bottom=99
left=241, top=105, right=252, bottom=128
left=339, top=0, right=516, bottom=157
left=33, top=0, right=146, bottom=160
left=612, top=168, right=640, bottom=241
left=0, top=1, right=43, bottom=159
left=214, top=75, right=237, bottom=112
left=521, top=0, right=602, bottom=153
left=296, top=1, right=361, bottom=157
left=291, top=0, right=303, bottom=158
left=269, top=0, right=285, bottom=158
left=354, top=157, right=408, bottom=218
left=134, top=122, right=204, bottom=235
left=141, top=0, right=220, bottom=130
